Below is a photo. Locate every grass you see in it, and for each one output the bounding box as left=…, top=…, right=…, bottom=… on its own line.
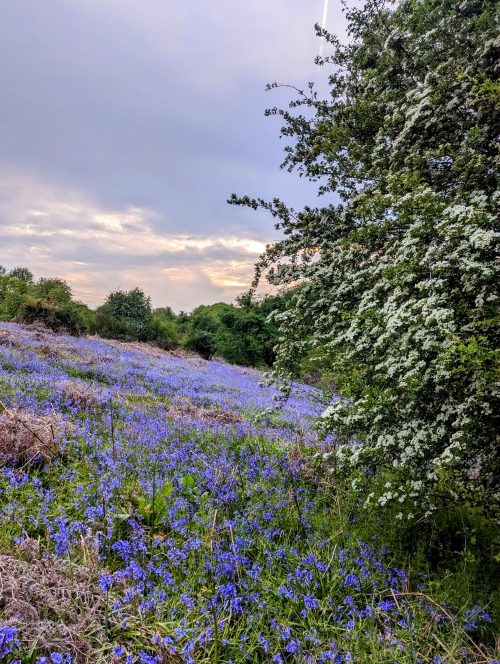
left=0, top=321, right=498, bottom=664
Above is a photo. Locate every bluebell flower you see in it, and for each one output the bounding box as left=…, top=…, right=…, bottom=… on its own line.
left=0, top=626, right=19, bottom=657
left=465, top=604, right=492, bottom=631
left=286, top=639, right=301, bottom=653
left=344, top=573, right=360, bottom=589
left=99, top=573, right=114, bottom=593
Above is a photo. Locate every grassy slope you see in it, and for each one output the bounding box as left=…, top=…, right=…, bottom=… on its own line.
left=0, top=322, right=498, bottom=664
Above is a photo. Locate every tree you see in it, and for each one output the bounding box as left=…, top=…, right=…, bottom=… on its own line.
left=230, top=0, right=500, bottom=514
left=105, top=287, right=152, bottom=323
left=9, top=266, right=34, bottom=284
left=0, top=274, right=31, bottom=320
left=93, top=288, right=153, bottom=340
left=35, top=277, right=73, bottom=304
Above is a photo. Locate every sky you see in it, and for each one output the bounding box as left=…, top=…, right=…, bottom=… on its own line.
left=0, top=0, right=346, bottom=311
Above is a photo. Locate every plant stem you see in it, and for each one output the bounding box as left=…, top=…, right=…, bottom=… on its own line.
left=109, top=397, right=116, bottom=462
left=211, top=600, right=219, bottom=664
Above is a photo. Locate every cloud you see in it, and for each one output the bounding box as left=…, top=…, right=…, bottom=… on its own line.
left=0, top=0, right=346, bottom=308
left=0, top=174, right=271, bottom=310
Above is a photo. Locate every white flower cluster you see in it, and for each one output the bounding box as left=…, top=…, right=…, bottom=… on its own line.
left=232, top=0, right=500, bottom=514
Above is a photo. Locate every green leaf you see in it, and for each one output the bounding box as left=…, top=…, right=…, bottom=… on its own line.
left=182, top=473, right=195, bottom=490
left=162, top=480, right=173, bottom=499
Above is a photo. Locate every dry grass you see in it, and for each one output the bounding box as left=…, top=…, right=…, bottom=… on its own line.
left=0, top=542, right=104, bottom=662
left=21, top=321, right=53, bottom=340
left=0, top=327, right=24, bottom=349
left=104, top=339, right=206, bottom=366
left=169, top=399, right=244, bottom=426
left=0, top=408, right=70, bottom=465
left=57, top=380, right=98, bottom=410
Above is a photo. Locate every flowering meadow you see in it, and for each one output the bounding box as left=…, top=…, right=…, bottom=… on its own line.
left=0, top=322, right=497, bottom=664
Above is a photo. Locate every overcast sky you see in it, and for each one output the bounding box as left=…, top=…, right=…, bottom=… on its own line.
left=0, top=0, right=346, bottom=310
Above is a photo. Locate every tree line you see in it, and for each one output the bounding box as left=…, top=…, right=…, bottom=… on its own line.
left=0, top=264, right=291, bottom=368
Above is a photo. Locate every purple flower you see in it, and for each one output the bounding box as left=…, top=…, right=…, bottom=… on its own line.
left=377, top=600, right=395, bottom=612
left=344, top=573, right=360, bottom=589
left=303, top=594, right=320, bottom=610
left=99, top=574, right=114, bottom=594
left=286, top=639, right=301, bottom=653
left=464, top=604, right=492, bottom=631
left=0, top=626, right=19, bottom=657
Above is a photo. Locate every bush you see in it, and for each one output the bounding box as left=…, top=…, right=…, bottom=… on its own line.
left=215, top=307, right=277, bottom=367
left=147, top=316, right=181, bottom=350
left=182, top=300, right=284, bottom=366
left=18, top=298, right=87, bottom=335
left=184, top=329, right=217, bottom=360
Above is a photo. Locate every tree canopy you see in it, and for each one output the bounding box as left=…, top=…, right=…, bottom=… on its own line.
left=230, top=0, right=500, bottom=515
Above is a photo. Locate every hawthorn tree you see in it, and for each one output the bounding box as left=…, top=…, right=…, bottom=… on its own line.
left=230, top=0, right=500, bottom=514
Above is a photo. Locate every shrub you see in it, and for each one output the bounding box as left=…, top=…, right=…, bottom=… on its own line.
left=18, top=298, right=86, bottom=335
left=147, top=316, right=181, bottom=350
left=184, top=329, right=217, bottom=360
left=182, top=300, right=283, bottom=366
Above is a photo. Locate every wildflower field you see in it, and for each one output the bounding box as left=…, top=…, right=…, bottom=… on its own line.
left=0, top=322, right=497, bottom=664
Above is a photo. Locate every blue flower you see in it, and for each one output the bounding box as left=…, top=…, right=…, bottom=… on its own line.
left=464, top=604, right=492, bottom=631
left=344, top=573, right=360, bottom=589
left=0, top=626, right=19, bottom=657
left=99, top=574, right=114, bottom=594
left=286, top=639, right=301, bottom=653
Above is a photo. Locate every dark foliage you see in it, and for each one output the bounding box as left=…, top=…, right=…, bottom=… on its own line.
left=18, top=298, right=87, bottom=335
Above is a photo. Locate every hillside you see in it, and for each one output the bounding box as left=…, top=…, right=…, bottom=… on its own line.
left=0, top=322, right=497, bottom=663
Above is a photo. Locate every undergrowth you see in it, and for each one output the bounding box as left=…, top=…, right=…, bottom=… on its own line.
left=0, top=322, right=498, bottom=664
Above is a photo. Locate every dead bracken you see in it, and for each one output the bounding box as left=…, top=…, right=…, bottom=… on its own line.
left=169, top=398, right=244, bottom=425
left=57, top=379, right=98, bottom=410
left=0, top=542, right=104, bottom=662
left=0, top=408, right=70, bottom=464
